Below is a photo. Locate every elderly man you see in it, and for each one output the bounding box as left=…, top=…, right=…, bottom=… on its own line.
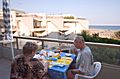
left=67, top=36, right=94, bottom=79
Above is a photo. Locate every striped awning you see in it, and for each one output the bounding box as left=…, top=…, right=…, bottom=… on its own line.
left=2, top=0, right=14, bottom=59
left=3, top=0, right=13, bottom=40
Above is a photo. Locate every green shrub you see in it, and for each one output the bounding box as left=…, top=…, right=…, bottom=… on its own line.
left=80, top=30, right=120, bottom=45
left=114, top=31, right=120, bottom=39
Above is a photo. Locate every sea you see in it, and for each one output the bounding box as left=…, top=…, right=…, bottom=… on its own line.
left=89, top=25, right=120, bottom=30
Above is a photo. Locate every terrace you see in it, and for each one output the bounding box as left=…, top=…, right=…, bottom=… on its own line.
left=0, top=36, right=120, bottom=79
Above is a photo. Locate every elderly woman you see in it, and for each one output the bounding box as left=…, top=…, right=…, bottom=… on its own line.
left=10, top=42, right=50, bottom=79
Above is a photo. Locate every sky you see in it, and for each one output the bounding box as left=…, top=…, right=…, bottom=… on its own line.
left=0, top=0, right=120, bottom=25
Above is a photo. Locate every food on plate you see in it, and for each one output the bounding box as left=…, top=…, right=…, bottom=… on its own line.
left=57, top=57, right=73, bottom=65
left=52, top=53, right=60, bottom=58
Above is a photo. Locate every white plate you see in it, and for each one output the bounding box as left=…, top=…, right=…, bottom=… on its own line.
left=65, top=53, right=72, bottom=56
left=53, top=64, right=65, bottom=67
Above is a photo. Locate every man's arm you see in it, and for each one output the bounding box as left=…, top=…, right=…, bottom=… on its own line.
left=71, top=69, right=85, bottom=75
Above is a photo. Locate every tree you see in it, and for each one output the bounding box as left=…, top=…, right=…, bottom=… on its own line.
left=64, top=16, right=74, bottom=19
left=80, top=30, right=92, bottom=41
left=114, top=31, right=120, bottom=39
left=92, top=33, right=99, bottom=38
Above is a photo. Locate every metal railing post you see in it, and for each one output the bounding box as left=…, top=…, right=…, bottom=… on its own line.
left=16, top=37, right=19, bottom=49
left=42, top=41, right=44, bottom=49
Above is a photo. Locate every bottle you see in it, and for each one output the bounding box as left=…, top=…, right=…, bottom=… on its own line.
left=44, top=45, right=48, bottom=50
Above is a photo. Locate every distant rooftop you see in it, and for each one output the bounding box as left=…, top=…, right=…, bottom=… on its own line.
left=0, top=8, right=25, bottom=13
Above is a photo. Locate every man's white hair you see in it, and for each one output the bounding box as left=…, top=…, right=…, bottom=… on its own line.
left=74, top=36, right=85, bottom=42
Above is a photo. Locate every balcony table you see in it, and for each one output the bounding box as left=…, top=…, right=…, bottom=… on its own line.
left=34, top=51, right=76, bottom=79
left=48, top=52, right=76, bottom=79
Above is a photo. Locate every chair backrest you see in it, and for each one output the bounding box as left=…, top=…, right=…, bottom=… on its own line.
left=74, top=62, right=102, bottom=79
left=93, top=62, right=102, bottom=78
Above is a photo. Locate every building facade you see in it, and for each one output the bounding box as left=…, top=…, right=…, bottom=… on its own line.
left=0, top=9, right=89, bottom=39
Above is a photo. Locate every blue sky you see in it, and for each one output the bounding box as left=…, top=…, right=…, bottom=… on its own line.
left=0, top=0, right=120, bottom=25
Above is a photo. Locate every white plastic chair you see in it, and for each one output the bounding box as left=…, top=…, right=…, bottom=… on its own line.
left=74, top=62, right=101, bottom=79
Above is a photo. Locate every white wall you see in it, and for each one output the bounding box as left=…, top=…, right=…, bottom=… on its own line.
left=46, top=22, right=59, bottom=39
left=47, top=22, right=59, bottom=33
left=11, top=11, right=17, bottom=27
left=18, top=17, right=33, bottom=36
